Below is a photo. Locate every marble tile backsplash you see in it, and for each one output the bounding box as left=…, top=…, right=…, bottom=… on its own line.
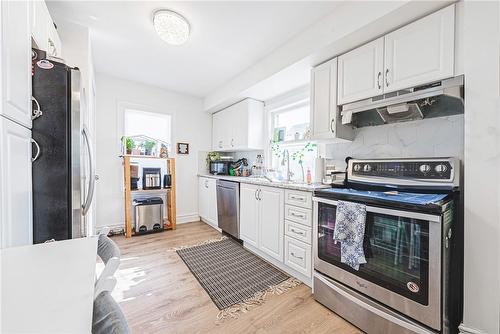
left=325, top=115, right=464, bottom=169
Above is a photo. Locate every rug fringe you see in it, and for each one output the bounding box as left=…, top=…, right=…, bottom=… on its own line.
left=169, top=236, right=228, bottom=251
left=216, top=277, right=302, bottom=322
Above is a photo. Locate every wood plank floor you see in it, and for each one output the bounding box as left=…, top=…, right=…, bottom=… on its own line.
left=112, top=221, right=362, bottom=334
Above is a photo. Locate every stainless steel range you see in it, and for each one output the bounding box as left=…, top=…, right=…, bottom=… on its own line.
left=312, top=158, right=462, bottom=334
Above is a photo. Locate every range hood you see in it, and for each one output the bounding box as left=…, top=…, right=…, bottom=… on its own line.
left=340, top=75, right=464, bottom=128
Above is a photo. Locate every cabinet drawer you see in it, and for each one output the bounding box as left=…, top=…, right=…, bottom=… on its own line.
left=285, top=204, right=311, bottom=227
left=285, top=221, right=311, bottom=244
left=284, top=190, right=312, bottom=209
left=285, top=236, right=312, bottom=278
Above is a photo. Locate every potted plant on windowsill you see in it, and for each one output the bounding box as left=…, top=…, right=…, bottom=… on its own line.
left=122, top=137, right=135, bottom=155
left=144, top=140, right=156, bottom=156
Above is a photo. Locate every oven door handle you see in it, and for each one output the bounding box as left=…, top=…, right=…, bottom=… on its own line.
left=312, top=197, right=441, bottom=223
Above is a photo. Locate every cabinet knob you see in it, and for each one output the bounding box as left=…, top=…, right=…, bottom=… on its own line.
left=385, top=69, right=390, bottom=87
left=377, top=71, right=382, bottom=89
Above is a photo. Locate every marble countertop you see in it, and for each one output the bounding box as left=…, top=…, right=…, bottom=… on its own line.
left=198, top=174, right=330, bottom=192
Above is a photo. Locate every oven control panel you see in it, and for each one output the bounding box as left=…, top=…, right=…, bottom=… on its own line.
left=348, top=158, right=459, bottom=188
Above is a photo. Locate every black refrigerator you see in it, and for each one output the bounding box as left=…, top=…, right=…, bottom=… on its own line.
left=31, top=49, right=95, bottom=243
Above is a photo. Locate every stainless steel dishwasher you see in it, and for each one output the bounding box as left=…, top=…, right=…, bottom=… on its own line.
left=216, top=180, right=239, bottom=239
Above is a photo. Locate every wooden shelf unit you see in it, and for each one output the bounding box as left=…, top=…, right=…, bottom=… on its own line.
left=122, top=155, right=176, bottom=238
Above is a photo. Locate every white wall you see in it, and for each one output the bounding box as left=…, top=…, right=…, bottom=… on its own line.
left=460, top=1, right=500, bottom=333
left=94, top=73, right=211, bottom=231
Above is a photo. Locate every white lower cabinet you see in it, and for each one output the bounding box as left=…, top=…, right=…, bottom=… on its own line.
left=258, top=186, right=284, bottom=261
left=198, top=177, right=218, bottom=228
left=0, top=116, right=33, bottom=248
left=240, top=183, right=284, bottom=261
left=285, top=236, right=312, bottom=278
left=285, top=221, right=311, bottom=244
left=240, top=184, right=260, bottom=248
left=241, top=183, right=313, bottom=284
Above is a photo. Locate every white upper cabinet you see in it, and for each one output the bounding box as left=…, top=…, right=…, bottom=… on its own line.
left=31, top=0, right=62, bottom=57
left=335, top=4, right=455, bottom=105
left=311, top=58, right=353, bottom=141
left=1, top=0, right=32, bottom=128
left=31, top=1, right=48, bottom=52
left=0, top=117, right=33, bottom=248
left=384, top=5, right=455, bottom=93
left=311, top=60, right=333, bottom=139
left=212, top=98, right=264, bottom=152
left=338, top=37, right=384, bottom=105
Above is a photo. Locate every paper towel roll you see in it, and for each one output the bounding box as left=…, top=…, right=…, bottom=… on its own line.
left=314, top=157, right=325, bottom=183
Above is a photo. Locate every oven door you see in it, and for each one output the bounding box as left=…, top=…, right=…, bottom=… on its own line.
left=313, top=197, right=442, bottom=330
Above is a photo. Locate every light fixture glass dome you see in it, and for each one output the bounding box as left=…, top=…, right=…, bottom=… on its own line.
left=153, top=10, right=190, bottom=46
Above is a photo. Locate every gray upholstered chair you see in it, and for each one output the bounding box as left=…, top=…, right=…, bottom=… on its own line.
left=94, top=232, right=121, bottom=298
left=92, top=291, right=130, bottom=334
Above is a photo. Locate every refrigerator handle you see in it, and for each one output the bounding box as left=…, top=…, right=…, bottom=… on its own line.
left=82, top=126, right=95, bottom=216
left=31, top=138, right=40, bottom=162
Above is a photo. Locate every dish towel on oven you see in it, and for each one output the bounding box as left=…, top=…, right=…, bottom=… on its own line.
left=334, top=200, right=367, bottom=270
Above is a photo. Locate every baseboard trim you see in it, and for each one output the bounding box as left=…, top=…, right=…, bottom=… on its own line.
left=459, top=323, right=486, bottom=334
left=176, top=213, right=200, bottom=224
left=95, top=213, right=200, bottom=235
left=95, top=224, right=124, bottom=235
left=244, top=243, right=312, bottom=287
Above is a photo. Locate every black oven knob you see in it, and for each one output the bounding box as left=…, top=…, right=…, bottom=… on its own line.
left=354, top=164, right=361, bottom=172
left=419, top=164, right=431, bottom=173
left=363, top=164, right=372, bottom=172
left=435, top=164, right=448, bottom=173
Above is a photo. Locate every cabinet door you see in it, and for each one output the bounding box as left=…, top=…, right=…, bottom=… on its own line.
left=31, top=0, right=48, bottom=51
left=212, top=112, right=223, bottom=150
left=338, top=37, right=384, bottom=105
left=1, top=0, right=32, bottom=128
left=198, top=177, right=210, bottom=221
left=285, top=236, right=312, bottom=277
left=240, top=184, right=259, bottom=248
left=47, top=21, right=62, bottom=58
left=226, top=106, right=238, bottom=150
left=384, top=5, right=454, bottom=93
left=311, top=59, right=335, bottom=139
left=207, top=179, right=218, bottom=225
left=0, top=117, right=33, bottom=248
left=259, top=186, right=284, bottom=262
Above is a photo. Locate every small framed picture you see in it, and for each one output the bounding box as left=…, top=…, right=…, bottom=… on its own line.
left=177, top=142, right=189, bottom=155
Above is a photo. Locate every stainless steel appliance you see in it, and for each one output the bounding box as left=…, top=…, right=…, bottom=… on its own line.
left=216, top=180, right=239, bottom=238
left=143, top=168, right=161, bottom=189
left=340, top=75, right=464, bottom=128
left=313, top=158, right=462, bottom=334
left=31, top=49, right=95, bottom=243
left=210, top=160, right=232, bottom=175
left=133, top=197, right=164, bottom=234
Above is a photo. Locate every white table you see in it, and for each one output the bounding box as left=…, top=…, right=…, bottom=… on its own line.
left=1, top=237, right=98, bottom=333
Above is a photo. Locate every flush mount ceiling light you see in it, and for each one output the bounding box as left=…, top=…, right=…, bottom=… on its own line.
left=153, top=9, right=190, bottom=46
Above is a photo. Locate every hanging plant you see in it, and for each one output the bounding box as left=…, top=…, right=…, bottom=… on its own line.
left=271, top=140, right=282, bottom=158
left=291, top=142, right=317, bottom=182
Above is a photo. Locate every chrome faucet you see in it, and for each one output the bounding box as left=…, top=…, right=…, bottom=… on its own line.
left=281, top=149, right=293, bottom=182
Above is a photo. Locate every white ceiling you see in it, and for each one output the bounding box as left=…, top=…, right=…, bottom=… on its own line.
left=47, top=1, right=339, bottom=98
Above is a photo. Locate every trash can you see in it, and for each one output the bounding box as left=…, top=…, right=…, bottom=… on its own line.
left=133, top=197, right=164, bottom=234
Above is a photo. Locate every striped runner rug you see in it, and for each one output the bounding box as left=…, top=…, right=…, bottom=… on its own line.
left=176, top=237, right=300, bottom=319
